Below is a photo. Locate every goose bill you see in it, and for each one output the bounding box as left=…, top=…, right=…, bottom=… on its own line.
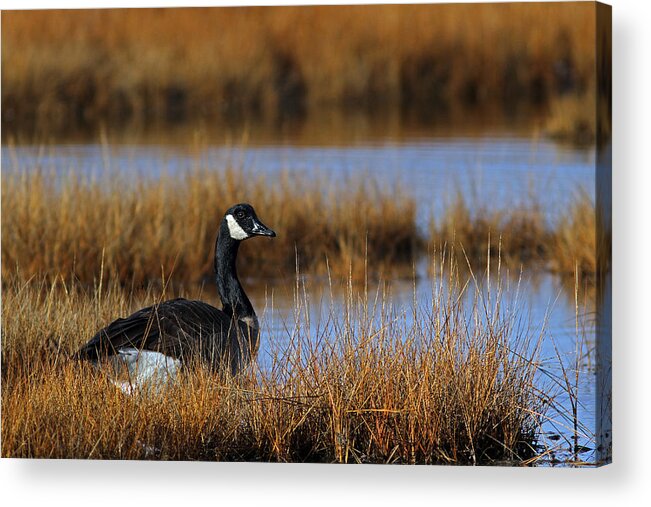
left=251, top=220, right=276, bottom=237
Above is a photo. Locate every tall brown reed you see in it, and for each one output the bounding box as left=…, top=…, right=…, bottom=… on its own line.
left=1, top=252, right=542, bottom=463
left=1, top=165, right=419, bottom=285
left=2, top=161, right=598, bottom=288
left=431, top=191, right=550, bottom=268
left=551, top=192, right=597, bottom=280
left=544, top=89, right=604, bottom=146
left=550, top=191, right=597, bottom=280
left=2, top=4, right=596, bottom=131
left=431, top=190, right=597, bottom=285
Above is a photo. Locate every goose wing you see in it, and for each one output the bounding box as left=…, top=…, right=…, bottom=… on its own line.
left=75, top=298, right=235, bottom=362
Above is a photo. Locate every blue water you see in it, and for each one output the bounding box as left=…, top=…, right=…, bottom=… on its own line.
left=2, top=135, right=594, bottom=223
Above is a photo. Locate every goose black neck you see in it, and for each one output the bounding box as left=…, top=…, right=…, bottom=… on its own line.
left=214, top=222, right=255, bottom=323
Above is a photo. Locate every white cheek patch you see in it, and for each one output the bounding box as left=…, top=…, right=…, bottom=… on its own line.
left=226, top=214, right=249, bottom=240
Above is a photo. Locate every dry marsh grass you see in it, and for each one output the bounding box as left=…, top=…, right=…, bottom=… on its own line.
left=544, top=89, right=609, bottom=146
left=1, top=166, right=419, bottom=285
left=2, top=162, right=597, bottom=288
left=1, top=254, right=542, bottom=463
left=550, top=192, right=598, bottom=280
left=431, top=192, right=551, bottom=267
left=431, top=191, right=596, bottom=283
left=2, top=4, right=596, bottom=130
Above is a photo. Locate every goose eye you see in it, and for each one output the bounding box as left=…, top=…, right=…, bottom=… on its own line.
left=236, top=211, right=245, bottom=219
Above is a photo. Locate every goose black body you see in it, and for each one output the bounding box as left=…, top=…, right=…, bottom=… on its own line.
left=74, top=203, right=276, bottom=375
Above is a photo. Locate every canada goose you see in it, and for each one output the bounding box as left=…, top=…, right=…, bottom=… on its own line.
left=74, top=203, right=276, bottom=379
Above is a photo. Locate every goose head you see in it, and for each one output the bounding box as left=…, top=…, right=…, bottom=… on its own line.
left=223, top=203, right=276, bottom=241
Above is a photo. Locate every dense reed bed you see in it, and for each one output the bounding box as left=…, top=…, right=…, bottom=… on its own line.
left=2, top=4, right=596, bottom=132
left=431, top=192, right=550, bottom=267
left=1, top=166, right=419, bottom=284
left=544, top=90, right=598, bottom=146
left=2, top=163, right=597, bottom=286
left=549, top=191, right=598, bottom=279
left=431, top=191, right=597, bottom=282
left=1, top=253, right=543, bottom=464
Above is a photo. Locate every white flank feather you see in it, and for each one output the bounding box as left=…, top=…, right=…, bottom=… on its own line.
left=110, top=349, right=180, bottom=396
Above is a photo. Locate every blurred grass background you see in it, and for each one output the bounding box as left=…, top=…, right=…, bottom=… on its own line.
left=2, top=3, right=599, bottom=142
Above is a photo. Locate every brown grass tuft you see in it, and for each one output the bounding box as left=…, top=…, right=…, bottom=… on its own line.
left=430, top=190, right=597, bottom=286
left=544, top=89, right=603, bottom=146
left=431, top=192, right=550, bottom=269
left=550, top=191, right=597, bottom=280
